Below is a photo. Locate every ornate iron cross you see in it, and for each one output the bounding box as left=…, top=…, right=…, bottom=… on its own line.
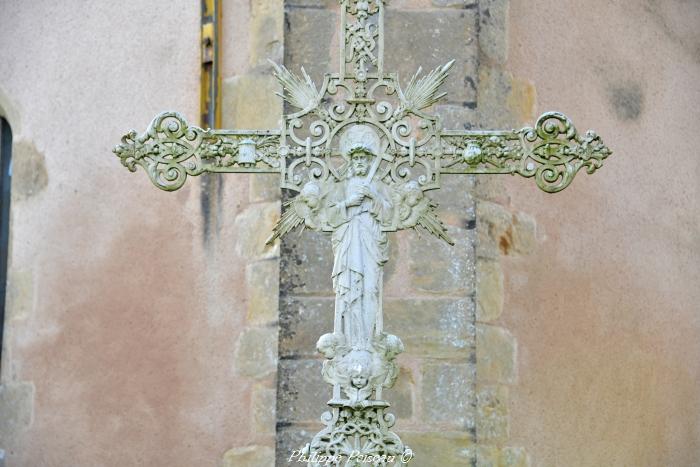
left=113, top=1, right=610, bottom=465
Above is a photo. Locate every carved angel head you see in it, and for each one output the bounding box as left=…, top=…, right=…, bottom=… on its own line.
left=300, top=181, right=321, bottom=209
left=402, top=180, right=424, bottom=208
left=316, top=332, right=346, bottom=359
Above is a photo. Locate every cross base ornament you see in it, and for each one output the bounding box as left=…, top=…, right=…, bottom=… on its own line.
left=113, top=1, right=611, bottom=465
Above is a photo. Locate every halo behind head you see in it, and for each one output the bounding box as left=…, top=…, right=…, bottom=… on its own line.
left=340, top=124, right=381, bottom=157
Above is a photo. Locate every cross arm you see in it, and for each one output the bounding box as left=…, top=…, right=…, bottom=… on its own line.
left=113, top=112, right=282, bottom=191
left=438, top=112, right=611, bottom=193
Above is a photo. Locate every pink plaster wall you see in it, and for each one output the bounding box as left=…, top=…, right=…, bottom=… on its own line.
left=0, top=2, right=257, bottom=465
left=504, top=1, right=700, bottom=465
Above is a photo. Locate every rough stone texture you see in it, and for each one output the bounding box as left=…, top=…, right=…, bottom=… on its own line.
left=222, top=445, right=275, bottom=467
left=476, top=200, right=536, bottom=259
left=251, top=383, right=277, bottom=435
left=233, top=201, right=281, bottom=260
left=3, top=268, right=33, bottom=324
left=277, top=359, right=326, bottom=423
left=284, top=8, right=337, bottom=84
left=400, top=431, right=473, bottom=466
left=385, top=10, right=478, bottom=104
left=476, top=324, right=516, bottom=384
left=384, top=298, right=474, bottom=358
left=234, top=326, right=278, bottom=379
left=278, top=296, right=334, bottom=358
left=432, top=0, right=478, bottom=8
left=246, top=259, right=280, bottom=325
left=476, top=384, right=509, bottom=444
left=382, top=365, right=414, bottom=419
left=409, top=227, right=474, bottom=293
left=222, top=74, right=280, bottom=130
left=476, top=259, right=504, bottom=322
left=473, top=445, right=530, bottom=467
left=422, top=363, right=475, bottom=428
left=10, top=140, right=47, bottom=201
left=249, top=173, right=281, bottom=203
left=279, top=230, right=334, bottom=296
left=478, top=0, right=509, bottom=65
left=0, top=382, right=34, bottom=443
left=275, top=426, right=317, bottom=466
left=249, top=0, right=284, bottom=70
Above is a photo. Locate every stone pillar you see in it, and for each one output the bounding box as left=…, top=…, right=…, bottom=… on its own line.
left=471, top=0, right=534, bottom=465
left=276, top=1, right=481, bottom=465
left=221, top=1, right=284, bottom=466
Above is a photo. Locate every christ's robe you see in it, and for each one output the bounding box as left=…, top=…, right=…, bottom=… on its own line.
left=326, top=176, right=393, bottom=348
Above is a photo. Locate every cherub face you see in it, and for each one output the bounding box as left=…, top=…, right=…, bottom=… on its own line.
left=351, top=374, right=368, bottom=388
left=403, top=182, right=423, bottom=207
left=304, top=194, right=319, bottom=209
left=300, top=183, right=321, bottom=209
left=350, top=150, right=371, bottom=176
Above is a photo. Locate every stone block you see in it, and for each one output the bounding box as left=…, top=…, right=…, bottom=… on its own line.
left=382, top=365, right=414, bottom=418
left=421, top=362, right=476, bottom=429
left=251, top=382, right=276, bottom=436
left=249, top=0, right=283, bottom=69
left=510, top=211, right=537, bottom=255
left=384, top=298, right=475, bottom=359
left=277, top=359, right=327, bottom=423
left=476, top=200, right=536, bottom=258
left=476, top=384, right=509, bottom=444
left=284, top=8, right=337, bottom=84
left=474, top=175, right=509, bottom=205
left=432, top=0, right=478, bottom=7
left=249, top=173, right=281, bottom=203
left=476, top=64, right=519, bottom=129
left=222, top=445, right=275, bottom=467
left=0, top=382, right=34, bottom=443
left=233, top=201, right=280, bottom=261
left=280, top=230, right=334, bottom=296
left=436, top=103, right=478, bottom=130
left=386, top=10, right=478, bottom=103
left=278, top=296, right=334, bottom=358
left=401, top=431, right=473, bottom=466
left=476, top=199, right=511, bottom=259
left=478, top=0, right=509, bottom=65
left=246, top=259, right=280, bottom=325
left=276, top=425, right=319, bottom=466
left=409, top=227, right=475, bottom=294
left=222, top=74, right=281, bottom=130
left=476, top=259, right=503, bottom=322
left=476, top=324, right=516, bottom=384
left=431, top=174, right=476, bottom=226
left=233, top=326, right=278, bottom=379
left=5, top=268, right=33, bottom=322
left=286, top=0, right=337, bottom=9
left=473, top=445, right=530, bottom=467
left=12, top=140, right=48, bottom=201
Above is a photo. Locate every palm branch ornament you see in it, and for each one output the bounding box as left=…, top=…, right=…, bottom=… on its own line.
left=113, top=1, right=611, bottom=465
